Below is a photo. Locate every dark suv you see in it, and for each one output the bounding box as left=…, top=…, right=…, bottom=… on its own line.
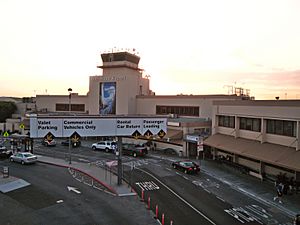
left=122, top=143, right=148, bottom=157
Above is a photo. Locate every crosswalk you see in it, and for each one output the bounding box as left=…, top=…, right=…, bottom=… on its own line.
left=225, top=204, right=292, bottom=225
left=94, top=158, right=160, bottom=169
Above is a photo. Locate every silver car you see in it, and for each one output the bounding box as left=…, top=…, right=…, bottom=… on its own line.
left=9, top=152, right=38, bottom=165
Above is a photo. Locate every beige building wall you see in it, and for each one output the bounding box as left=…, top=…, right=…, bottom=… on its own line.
left=212, top=100, right=300, bottom=149
left=88, top=68, right=150, bottom=115
left=36, top=94, right=89, bottom=113
left=136, top=95, right=242, bottom=118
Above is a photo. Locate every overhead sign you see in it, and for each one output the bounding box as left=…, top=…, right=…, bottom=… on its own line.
left=132, top=130, right=141, bottom=139
left=157, top=130, right=166, bottom=138
left=3, top=131, right=9, bottom=137
left=44, top=132, right=55, bottom=141
left=29, top=115, right=167, bottom=138
left=71, top=131, right=81, bottom=142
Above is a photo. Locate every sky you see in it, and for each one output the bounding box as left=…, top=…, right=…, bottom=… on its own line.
left=1, top=0, right=300, bottom=100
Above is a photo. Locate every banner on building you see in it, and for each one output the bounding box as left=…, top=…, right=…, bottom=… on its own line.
left=99, top=82, right=116, bottom=115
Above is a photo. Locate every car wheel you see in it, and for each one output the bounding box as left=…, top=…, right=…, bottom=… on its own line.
left=92, top=146, right=96, bottom=150
left=21, top=161, right=25, bottom=165
left=133, top=152, right=137, bottom=157
left=105, top=148, right=109, bottom=153
left=173, top=164, right=176, bottom=169
left=10, top=158, right=14, bottom=162
left=184, top=169, right=188, bottom=174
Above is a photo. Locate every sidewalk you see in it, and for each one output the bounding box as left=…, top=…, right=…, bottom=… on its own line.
left=36, top=155, right=136, bottom=197
left=201, top=159, right=300, bottom=217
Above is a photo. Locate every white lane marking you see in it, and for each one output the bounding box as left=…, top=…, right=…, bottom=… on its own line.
left=225, top=209, right=245, bottom=223
left=204, top=189, right=211, bottom=194
left=67, top=186, right=81, bottom=194
left=138, top=168, right=216, bottom=225
left=78, top=158, right=90, bottom=162
left=135, top=181, right=160, bottom=191
left=216, top=196, right=225, bottom=202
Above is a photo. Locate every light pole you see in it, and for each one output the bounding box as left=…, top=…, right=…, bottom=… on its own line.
left=68, top=88, right=72, bottom=164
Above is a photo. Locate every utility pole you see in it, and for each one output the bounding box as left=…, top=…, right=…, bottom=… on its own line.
left=68, top=88, right=72, bottom=164
left=117, top=136, right=123, bottom=185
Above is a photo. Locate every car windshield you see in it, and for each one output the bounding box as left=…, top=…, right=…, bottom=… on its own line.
left=23, top=153, right=34, bottom=158
left=183, top=162, right=194, bottom=167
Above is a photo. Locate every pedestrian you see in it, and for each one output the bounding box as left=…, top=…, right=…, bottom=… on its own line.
left=289, top=177, right=296, bottom=195
left=274, top=182, right=284, bottom=204
left=293, top=214, right=300, bottom=225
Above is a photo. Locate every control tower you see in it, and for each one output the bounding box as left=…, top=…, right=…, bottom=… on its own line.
left=88, top=50, right=151, bottom=115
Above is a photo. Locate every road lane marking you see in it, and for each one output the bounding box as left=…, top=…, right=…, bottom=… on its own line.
left=138, top=168, right=216, bottom=225
left=225, top=205, right=269, bottom=224
left=136, top=181, right=160, bottom=191
left=183, top=176, right=189, bottom=180
left=204, top=189, right=211, bottom=194
left=78, top=158, right=90, bottom=162
left=216, top=196, right=225, bottom=202
left=67, top=186, right=81, bottom=194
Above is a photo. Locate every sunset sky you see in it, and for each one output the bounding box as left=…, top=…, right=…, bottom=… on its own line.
left=1, top=0, right=300, bottom=100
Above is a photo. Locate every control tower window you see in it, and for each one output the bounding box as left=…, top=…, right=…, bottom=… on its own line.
left=139, top=85, right=143, bottom=95
left=109, top=54, right=113, bottom=62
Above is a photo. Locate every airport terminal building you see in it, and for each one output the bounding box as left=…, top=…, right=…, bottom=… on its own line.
left=35, top=51, right=244, bottom=157
left=31, top=50, right=300, bottom=182
left=204, top=100, right=300, bottom=182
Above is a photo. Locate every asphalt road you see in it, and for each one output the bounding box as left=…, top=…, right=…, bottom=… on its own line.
left=0, top=161, right=158, bottom=225
left=10, top=140, right=294, bottom=225
left=128, top=167, right=262, bottom=225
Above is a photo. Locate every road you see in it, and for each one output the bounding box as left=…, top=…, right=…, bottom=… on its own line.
left=129, top=155, right=292, bottom=225
left=0, top=160, right=157, bottom=225
left=5, top=139, right=293, bottom=225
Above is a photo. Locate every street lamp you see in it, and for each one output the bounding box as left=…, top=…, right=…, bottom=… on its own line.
left=68, top=88, right=72, bottom=164
left=68, top=88, right=72, bottom=111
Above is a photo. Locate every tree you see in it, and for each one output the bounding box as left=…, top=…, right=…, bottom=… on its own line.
left=0, top=101, right=17, bottom=122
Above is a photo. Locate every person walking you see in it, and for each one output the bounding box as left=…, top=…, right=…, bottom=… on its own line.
left=293, top=214, right=300, bottom=225
left=274, top=182, right=284, bottom=204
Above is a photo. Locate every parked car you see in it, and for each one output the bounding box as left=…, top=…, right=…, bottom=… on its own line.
left=171, top=160, right=200, bottom=174
left=42, top=139, right=56, bottom=147
left=91, top=141, right=117, bottom=153
left=122, top=143, right=148, bottom=157
left=9, top=152, right=38, bottom=164
left=61, top=139, right=81, bottom=147
left=0, top=145, right=13, bottom=159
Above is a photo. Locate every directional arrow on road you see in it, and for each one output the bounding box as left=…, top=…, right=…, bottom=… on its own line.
left=67, top=186, right=81, bottom=194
